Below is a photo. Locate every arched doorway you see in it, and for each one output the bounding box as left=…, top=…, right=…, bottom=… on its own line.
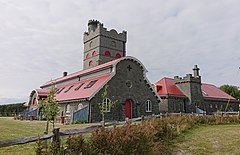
left=125, top=99, right=132, bottom=119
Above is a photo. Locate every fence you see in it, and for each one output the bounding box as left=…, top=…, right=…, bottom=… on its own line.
left=1, top=112, right=240, bottom=149
left=0, top=115, right=155, bottom=148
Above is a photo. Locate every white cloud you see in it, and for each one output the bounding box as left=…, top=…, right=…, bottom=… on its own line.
left=0, top=0, right=240, bottom=103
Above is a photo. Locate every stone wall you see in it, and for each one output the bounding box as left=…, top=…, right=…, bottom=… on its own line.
left=90, top=59, right=160, bottom=122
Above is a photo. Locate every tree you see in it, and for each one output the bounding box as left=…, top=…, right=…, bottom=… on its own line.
left=220, top=84, right=240, bottom=99
left=98, top=85, right=117, bottom=126
left=39, top=86, right=59, bottom=133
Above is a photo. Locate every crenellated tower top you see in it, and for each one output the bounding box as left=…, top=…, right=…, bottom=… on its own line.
left=83, top=20, right=127, bottom=70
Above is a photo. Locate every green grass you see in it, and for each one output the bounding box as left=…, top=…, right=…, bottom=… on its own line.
left=0, top=117, right=97, bottom=155
left=174, top=124, right=240, bottom=155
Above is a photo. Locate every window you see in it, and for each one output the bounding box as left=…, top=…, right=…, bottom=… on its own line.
left=111, top=41, right=116, bottom=47
left=84, top=80, right=98, bottom=89
left=92, top=51, right=96, bottom=56
left=146, top=100, right=152, bottom=112
left=105, top=51, right=111, bottom=57
left=66, top=104, right=71, bottom=113
left=89, top=41, right=93, bottom=47
left=116, top=53, right=121, bottom=58
left=89, top=60, right=93, bottom=66
left=78, top=103, right=84, bottom=110
left=210, top=104, right=213, bottom=109
left=103, top=98, right=111, bottom=112
left=75, top=83, right=84, bottom=91
left=56, top=87, right=65, bottom=94
left=64, top=85, right=74, bottom=93
left=86, top=53, right=90, bottom=59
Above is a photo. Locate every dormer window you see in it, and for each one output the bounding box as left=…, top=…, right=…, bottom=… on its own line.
left=75, top=83, right=84, bottom=91
left=64, top=85, right=74, bottom=93
left=84, top=80, right=98, bottom=89
left=56, top=87, right=65, bottom=94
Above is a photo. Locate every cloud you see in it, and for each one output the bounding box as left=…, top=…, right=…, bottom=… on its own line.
left=0, top=0, right=240, bottom=103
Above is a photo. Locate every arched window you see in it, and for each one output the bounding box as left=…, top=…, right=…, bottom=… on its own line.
left=105, top=51, right=111, bottom=57
left=92, top=51, right=96, bottom=56
left=103, top=98, right=111, bottom=112
left=78, top=103, right=84, bottom=110
left=146, top=100, right=152, bottom=112
left=116, top=53, right=121, bottom=59
left=89, top=60, right=93, bottom=66
left=86, top=53, right=90, bottom=59
left=66, top=104, right=71, bottom=113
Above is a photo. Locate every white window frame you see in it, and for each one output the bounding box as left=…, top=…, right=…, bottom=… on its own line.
left=103, top=98, right=111, bottom=112
left=146, top=100, right=152, bottom=112
left=66, top=104, right=71, bottom=113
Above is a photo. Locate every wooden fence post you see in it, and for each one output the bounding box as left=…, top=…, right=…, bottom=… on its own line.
left=52, top=128, right=60, bottom=150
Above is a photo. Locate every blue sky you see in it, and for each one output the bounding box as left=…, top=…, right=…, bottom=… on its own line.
left=0, top=0, right=240, bottom=104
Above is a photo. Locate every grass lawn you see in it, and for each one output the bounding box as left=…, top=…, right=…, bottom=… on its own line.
left=0, top=117, right=98, bottom=155
left=174, top=124, right=240, bottom=155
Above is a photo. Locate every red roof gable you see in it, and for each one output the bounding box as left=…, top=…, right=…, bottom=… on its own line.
left=155, top=78, right=185, bottom=96
left=55, top=74, right=112, bottom=101
left=36, top=89, right=48, bottom=96
left=201, top=83, right=235, bottom=100
left=155, top=77, right=235, bottom=100
left=41, top=60, right=117, bottom=87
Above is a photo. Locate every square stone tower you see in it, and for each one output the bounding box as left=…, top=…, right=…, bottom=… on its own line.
left=83, top=20, right=127, bottom=70
left=174, top=65, right=205, bottom=113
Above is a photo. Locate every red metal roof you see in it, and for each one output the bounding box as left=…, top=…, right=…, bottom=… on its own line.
left=155, top=78, right=185, bottom=96
left=36, top=89, right=48, bottom=96
left=155, top=77, right=235, bottom=100
left=41, top=60, right=118, bottom=87
left=201, top=83, right=235, bottom=100
left=55, top=74, right=112, bottom=101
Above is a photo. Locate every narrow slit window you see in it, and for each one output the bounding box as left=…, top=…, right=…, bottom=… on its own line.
left=64, top=85, right=74, bottom=93
left=84, top=80, right=98, bottom=89
left=75, top=83, right=85, bottom=91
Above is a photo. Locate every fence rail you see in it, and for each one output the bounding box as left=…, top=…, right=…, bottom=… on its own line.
left=1, top=112, right=239, bottom=148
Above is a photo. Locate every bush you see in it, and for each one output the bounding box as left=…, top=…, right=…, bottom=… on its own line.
left=90, top=123, right=155, bottom=155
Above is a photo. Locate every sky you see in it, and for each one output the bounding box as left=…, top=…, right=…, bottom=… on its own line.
left=0, top=0, right=240, bottom=104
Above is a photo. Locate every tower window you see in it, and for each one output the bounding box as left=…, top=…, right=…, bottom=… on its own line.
left=86, top=53, right=90, bottom=59
left=92, top=51, right=96, bottom=56
left=105, top=51, right=111, bottom=57
left=111, top=41, right=116, bottom=47
left=84, top=80, right=98, bottom=89
left=116, top=53, right=121, bottom=58
left=89, top=61, right=93, bottom=66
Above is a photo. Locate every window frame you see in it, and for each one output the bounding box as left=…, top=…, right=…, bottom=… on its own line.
left=103, top=98, right=111, bottom=112
left=145, top=100, right=152, bottom=112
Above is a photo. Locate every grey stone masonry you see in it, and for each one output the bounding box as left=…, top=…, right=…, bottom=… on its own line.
left=83, top=20, right=127, bottom=70
left=174, top=65, right=205, bottom=113
left=89, top=58, right=160, bottom=122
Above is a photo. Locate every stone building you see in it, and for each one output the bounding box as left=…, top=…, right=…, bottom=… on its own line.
left=155, top=65, right=240, bottom=114
left=27, top=20, right=160, bottom=122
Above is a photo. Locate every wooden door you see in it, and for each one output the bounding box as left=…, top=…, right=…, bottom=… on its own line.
left=125, top=99, right=132, bottom=119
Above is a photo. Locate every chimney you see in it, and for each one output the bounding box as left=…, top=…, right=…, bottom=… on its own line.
left=193, top=65, right=200, bottom=78
left=63, top=72, right=68, bottom=77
